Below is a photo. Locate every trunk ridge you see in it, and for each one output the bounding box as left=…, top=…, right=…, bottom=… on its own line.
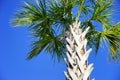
left=64, top=22, right=94, bottom=80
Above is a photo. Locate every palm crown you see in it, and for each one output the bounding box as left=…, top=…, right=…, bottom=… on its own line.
left=12, top=0, right=120, bottom=61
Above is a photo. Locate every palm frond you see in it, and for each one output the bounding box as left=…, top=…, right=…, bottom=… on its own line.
left=12, top=0, right=47, bottom=26
left=86, top=30, right=102, bottom=53
left=27, top=33, right=65, bottom=60
left=91, top=0, right=113, bottom=30
left=12, top=0, right=67, bottom=61
left=102, top=22, right=120, bottom=60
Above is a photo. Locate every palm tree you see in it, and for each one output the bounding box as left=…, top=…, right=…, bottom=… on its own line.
left=12, top=0, right=120, bottom=80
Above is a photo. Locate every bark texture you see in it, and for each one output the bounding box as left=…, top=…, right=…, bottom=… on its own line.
left=64, top=22, right=94, bottom=80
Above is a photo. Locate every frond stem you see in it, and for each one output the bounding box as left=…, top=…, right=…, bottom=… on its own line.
left=75, top=0, right=84, bottom=23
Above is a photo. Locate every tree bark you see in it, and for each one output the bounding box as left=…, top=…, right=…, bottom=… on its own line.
left=64, top=22, right=94, bottom=80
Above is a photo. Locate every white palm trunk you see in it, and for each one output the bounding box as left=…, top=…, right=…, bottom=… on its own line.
left=64, top=22, right=94, bottom=80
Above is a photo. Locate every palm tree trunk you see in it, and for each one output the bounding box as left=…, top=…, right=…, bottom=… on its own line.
left=64, top=22, right=94, bottom=80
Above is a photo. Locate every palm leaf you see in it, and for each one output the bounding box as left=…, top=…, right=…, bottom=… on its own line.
left=91, top=0, right=113, bottom=30
left=12, top=0, right=47, bottom=26
left=27, top=33, right=65, bottom=60
left=86, top=30, right=102, bottom=53
left=102, top=22, right=120, bottom=60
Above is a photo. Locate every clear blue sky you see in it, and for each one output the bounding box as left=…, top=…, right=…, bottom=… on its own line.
left=0, top=0, right=120, bottom=80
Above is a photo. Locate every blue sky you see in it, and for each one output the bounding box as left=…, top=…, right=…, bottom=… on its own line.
left=0, top=0, right=120, bottom=80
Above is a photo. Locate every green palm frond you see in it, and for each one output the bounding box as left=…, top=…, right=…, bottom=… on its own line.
left=86, top=30, right=102, bottom=53
left=12, top=0, right=71, bottom=60
left=48, top=0, right=64, bottom=20
left=81, top=20, right=95, bottom=30
left=12, top=0, right=47, bottom=26
left=86, top=22, right=120, bottom=59
left=91, top=0, right=113, bottom=30
left=102, top=22, right=120, bottom=60
left=27, top=33, right=65, bottom=60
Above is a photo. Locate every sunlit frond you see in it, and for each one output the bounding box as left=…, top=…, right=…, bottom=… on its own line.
left=102, top=22, right=120, bottom=60
left=91, top=0, right=113, bottom=30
